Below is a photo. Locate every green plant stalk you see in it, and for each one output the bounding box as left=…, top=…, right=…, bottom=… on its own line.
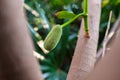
left=84, top=0, right=88, bottom=14
left=61, top=13, right=84, bottom=28
left=83, top=0, right=89, bottom=37
left=84, top=16, right=89, bottom=34
left=61, top=0, right=89, bottom=37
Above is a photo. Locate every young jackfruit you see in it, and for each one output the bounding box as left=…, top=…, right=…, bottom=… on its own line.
left=44, top=25, right=62, bottom=51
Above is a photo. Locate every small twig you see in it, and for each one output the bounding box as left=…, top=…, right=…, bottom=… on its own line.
left=102, top=11, right=112, bottom=57
left=96, top=14, right=120, bottom=62
left=61, top=13, right=84, bottom=28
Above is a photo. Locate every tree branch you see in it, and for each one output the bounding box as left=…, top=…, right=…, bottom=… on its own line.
left=96, top=14, right=120, bottom=61
left=67, top=0, right=101, bottom=80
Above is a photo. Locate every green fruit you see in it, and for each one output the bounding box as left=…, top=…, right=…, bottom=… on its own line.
left=44, top=25, right=62, bottom=51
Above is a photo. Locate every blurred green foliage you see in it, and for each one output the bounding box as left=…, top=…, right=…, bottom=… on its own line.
left=25, top=0, right=120, bottom=80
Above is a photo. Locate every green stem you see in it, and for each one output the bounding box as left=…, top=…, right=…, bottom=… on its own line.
left=61, top=13, right=84, bottom=28
left=83, top=0, right=89, bottom=37
left=84, top=0, right=88, bottom=14
left=84, top=0, right=89, bottom=32
left=84, top=16, right=89, bottom=33
left=61, top=0, right=89, bottom=37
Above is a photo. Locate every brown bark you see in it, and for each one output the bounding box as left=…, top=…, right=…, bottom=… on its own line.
left=87, top=15, right=120, bottom=80
left=0, top=0, right=44, bottom=80
left=97, top=15, right=120, bottom=60
left=67, top=0, right=101, bottom=80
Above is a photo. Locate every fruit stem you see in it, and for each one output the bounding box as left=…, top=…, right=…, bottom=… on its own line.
left=61, top=13, right=84, bottom=28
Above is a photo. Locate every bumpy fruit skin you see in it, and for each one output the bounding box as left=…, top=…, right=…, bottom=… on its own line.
left=44, top=25, right=62, bottom=51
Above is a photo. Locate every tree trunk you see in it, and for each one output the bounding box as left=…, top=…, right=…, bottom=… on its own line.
left=67, top=0, right=101, bottom=80
left=0, top=0, right=44, bottom=80
left=87, top=14, right=120, bottom=80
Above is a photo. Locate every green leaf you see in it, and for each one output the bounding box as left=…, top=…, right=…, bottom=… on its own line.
left=56, top=11, right=76, bottom=19
left=41, top=58, right=67, bottom=80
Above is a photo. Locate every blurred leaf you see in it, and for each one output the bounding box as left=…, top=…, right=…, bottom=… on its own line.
left=56, top=11, right=76, bottom=19
left=102, top=0, right=109, bottom=7
left=40, top=52, right=67, bottom=80
left=28, top=24, right=42, bottom=41
left=28, top=24, right=46, bottom=56
left=34, top=2, right=50, bottom=30
left=109, top=0, right=120, bottom=5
